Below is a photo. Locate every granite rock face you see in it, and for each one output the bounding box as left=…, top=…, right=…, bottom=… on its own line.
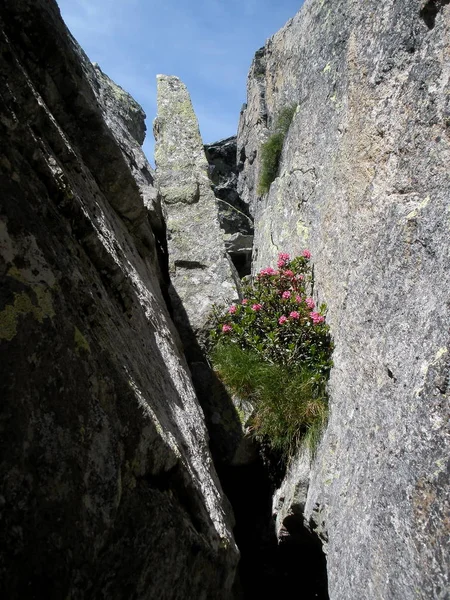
left=154, top=75, right=239, bottom=351
left=0, top=2, right=238, bottom=598
left=153, top=77, right=248, bottom=477
left=238, top=0, right=450, bottom=598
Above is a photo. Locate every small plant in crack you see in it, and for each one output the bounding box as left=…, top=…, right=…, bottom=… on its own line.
left=209, top=250, right=333, bottom=462
left=257, top=105, right=297, bottom=195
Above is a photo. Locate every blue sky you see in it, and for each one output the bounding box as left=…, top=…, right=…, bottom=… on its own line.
left=57, top=0, right=304, bottom=164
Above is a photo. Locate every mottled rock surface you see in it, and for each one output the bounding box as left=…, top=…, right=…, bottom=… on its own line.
left=0, top=2, right=238, bottom=598
left=238, top=0, right=450, bottom=598
left=154, top=75, right=239, bottom=350
left=91, top=63, right=163, bottom=234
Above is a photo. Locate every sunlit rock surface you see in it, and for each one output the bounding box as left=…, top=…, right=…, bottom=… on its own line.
left=238, top=0, right=450, bottom=598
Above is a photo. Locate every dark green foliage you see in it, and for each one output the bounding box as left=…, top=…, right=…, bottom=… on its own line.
left=257, top=105, right=297, bottom=195
left=209, top=251, right=333, bottom=461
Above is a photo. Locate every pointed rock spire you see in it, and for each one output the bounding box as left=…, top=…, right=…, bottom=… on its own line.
left=154, top=75, right=239, bottom=351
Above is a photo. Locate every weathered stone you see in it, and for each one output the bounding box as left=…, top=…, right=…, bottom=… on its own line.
left=238, top=1, right=450, bottom=598
left=154, top=75, right=239, bottom=351
left=154, top=77, right=252, bottom=484
left=236, top=47, right=269, bottom=216
left=91, top=63, right=163, bottom=234
left=0, top=2, right=238, bottom=598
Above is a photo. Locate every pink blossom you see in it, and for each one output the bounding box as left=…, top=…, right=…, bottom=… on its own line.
left=228, top=305, right=237, bottom=314
left=259, top=266, right=276, bottom=276
left=282, top=291, right=291, bottom=299
left=306, top=297, right=315, bottom=309
left=290, top=311, right=300, bottom=320
left=278, top=315, right=288, bottom=325
left=310, top=312, right=325, bottom=325
left=222, top=324, right=232, bottom=333
left=283, top=269, right=294, bottom=277
left=277, top=252, right=290, bottom=268
left=295, top=295, right=302, bottom=303
left=252, top=303, right=263, bottom=312
left=302, top=249, right=311, bottom=259
left=241, top=298, right=248, bottom=305
left=296, top=274, right=304, bottom=281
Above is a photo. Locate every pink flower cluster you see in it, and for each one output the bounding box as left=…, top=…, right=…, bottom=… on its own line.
left=310, top=312, right=325, bottom=325
left=277, top=252, right=290, bottom=268
left=259, top=266, right=277, bottom=276
left=241, top=298, right=248, bottom=305
left=306, top=297, right=315, bottom=309
left=228, top=305, right=237, bottom=314
left=283, top=269, right=294, bottom=278
left=302, top=249, right=311, bottom=259
left=289, top=311, right=300, bottom=320
left=222, top=324, right=232, bottom=333
left=281, top=290, right=291, bottom=299
left=252, top=303, right=263, bottom=312
left=278, top=315, right=288, bottom=325
left=295, top=295, right=302, bottom=303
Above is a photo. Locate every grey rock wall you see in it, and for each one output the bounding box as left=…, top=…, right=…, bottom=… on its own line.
left=238, top=0, right=450, bottom=598
left=205, top=136, right=253, bottom=235
left=0, top=1, right=238, bottom=598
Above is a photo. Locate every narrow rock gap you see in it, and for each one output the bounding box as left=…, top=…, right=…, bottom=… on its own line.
left=155, top=115, right=328, bottom=596
left=204, top=137, right=254, bottom=278
left=156, top=229, right=330, bottom=596
left=219, top=453, right=329, bottom=598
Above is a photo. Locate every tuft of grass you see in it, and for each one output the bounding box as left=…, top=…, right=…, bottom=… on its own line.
left=212, top=343, right=328, bottom=461
left=257, top=105, right=297, bottom=196
left=257, top=133, right=284, bottom=196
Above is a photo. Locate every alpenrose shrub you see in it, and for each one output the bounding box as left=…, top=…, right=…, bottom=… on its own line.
left=210, top=251, right=333, bottom=459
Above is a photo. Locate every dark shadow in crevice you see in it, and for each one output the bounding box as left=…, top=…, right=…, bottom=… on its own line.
left=151, top=215, right=173, bottom=319
left=165, top=283, right=248, bottom=467
left=220, top=459, right=329, bottom=599
left=420, top=0, right=450, bottom=29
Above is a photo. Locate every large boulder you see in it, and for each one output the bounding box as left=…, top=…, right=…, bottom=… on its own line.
left=0, top=2, right=238, bottom=598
